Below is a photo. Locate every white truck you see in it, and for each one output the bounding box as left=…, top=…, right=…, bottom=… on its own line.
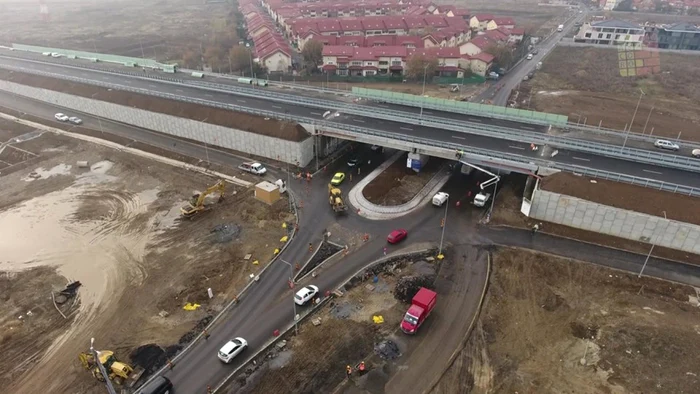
left=473, top=192, right=491, bottom=207
left=238, top=162, right=267, bottom=175
left=432, top=192, right=449, bottom=207
left=557, top=24, right=564, bottom=32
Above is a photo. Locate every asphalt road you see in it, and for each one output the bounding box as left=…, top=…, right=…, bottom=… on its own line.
left=1, top=57, right=698, bottom=190
left=5, top=93, right=700, bottom=393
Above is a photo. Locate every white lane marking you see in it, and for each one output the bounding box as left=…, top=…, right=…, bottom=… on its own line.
left=572, top=156, right=590, bottom=161
left=508, top=145, right=525, bottom=150
left=176, top=89, right=184, bottom=93
left=643, top=169, right=663, bottom=175
left=272, top=105, right=282, bottom=109
left=310, top=112, right=322, bottom=116
left=353, top=118, right=365, bottom=123
left=237, top=99, right=247, bottom=103
left=400, top=126, right=413, bottom=131
left=452, top=135, right=467, bottom=140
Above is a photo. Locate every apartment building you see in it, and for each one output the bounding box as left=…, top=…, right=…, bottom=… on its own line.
left=574, top=19, right=644, bottom=46
left=656, top=23, right=700, bottom=50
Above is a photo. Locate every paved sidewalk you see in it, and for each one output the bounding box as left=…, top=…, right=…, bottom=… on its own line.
left=347, top=152, right=451, bottom=220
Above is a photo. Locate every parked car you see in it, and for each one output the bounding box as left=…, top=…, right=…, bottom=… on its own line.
left=526, top=54, right=534, bottom=60
left=54, top=113, right=69, bottom=122
left=68, top=116, right=83, bottom=125
left=294, top=285, right=319, bottom=306
left=218, top=338, right=248, bottom=363
left=654, top=139, right=680, bottom=151
left=432, top=192, right=449, bottom=207
left=331, top=172, right=346, bottom=185
left=692, top=148, right=700, bottom=158
left=387, top=229, right=408, bottom=244
left=347, top=156, right=360, bottom=168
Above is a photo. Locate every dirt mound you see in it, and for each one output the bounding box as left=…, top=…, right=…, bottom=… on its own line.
left=374, top=339, right=402, bottom=360
left=0, top=69, right=310, bottom=142
left=178, top=315, right=213, bottom=345
left=394, top=275, right=436, bottom=304
left=209, top=223, right=241, bottom=244
left=129, top=343, right=181, bottom=374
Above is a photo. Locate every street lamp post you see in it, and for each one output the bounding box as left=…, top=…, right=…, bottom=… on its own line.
left=438, top=195, right=449, bottom=257
left=642, top=105, right=654, bottom=134
left=419, top=64, right=429, bottom=121
left=638, top=211, right=667, bottom=278
left=628, top=89, right=645, bottom=133
left=279, top=259, right=299, bottom=335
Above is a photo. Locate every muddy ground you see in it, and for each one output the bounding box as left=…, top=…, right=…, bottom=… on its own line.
left=0, top=69, right=309, bottom=142
left=0, top=0, right=233, bottom=65
left=0, top=129, right=293, bottom=394
left=363, top=153, right=445, bottom=206
left=490, top=174, right=700, bottom=265
left=432, top=248, right=700, bottom=394
left=520, top=46, right=700, bottom=141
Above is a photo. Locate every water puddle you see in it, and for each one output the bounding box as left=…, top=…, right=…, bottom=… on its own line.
left=22, top=163, right=72, bottom=181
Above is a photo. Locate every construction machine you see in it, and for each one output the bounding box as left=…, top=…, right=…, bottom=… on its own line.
left=78, top=350, right=144, bottom=387
left=328, top=183, right=348, bottom=214
left=180, top=179, right=226, bottom=218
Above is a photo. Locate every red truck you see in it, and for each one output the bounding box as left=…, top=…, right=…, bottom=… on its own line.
left=400, top=287, right=437, bottom=334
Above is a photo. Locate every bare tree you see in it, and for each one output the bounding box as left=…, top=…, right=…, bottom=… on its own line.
left=405, top=54, right=438, bottom=80
left=301, top=40, right=324, bottom=70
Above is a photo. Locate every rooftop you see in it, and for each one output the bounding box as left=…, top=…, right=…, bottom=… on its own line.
left=591, top=19, right=643, bottom=29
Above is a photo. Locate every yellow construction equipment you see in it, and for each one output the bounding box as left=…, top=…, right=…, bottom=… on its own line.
left=180, top=179, right=226, bottom=218
left=78, top=350, right=144, bottom=386
left=328, top=183, right=348, bottom=214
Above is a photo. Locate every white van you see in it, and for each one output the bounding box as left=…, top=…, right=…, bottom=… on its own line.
left=432, top=192, right=449, bottom=207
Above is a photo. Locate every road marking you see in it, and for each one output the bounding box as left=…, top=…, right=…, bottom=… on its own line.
left=452, top=135, right=467, bottom=140
left=272, top=105, right=282, bottom=109
left=508, top=145, right=525, bottom=150
left=237, top=99, right=247, bottom=103
left=353, top=118, right=365, bottom=123
left=572, top=156, right=590, bottom=162
left=149, top=84, right=157, bottom=88
left=643, top=169, right=663, bottom=175
left=176, top=89, right=184, bottom=93
left=205, top=94, right=213, bottom=97
left=310, top=112, right=322, bottom=116
left=102, top=76, right=110, bottom=80
left=400, top=126, right=413, bottom=131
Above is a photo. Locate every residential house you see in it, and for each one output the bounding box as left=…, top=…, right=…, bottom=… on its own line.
left=469, top=14, right=494, bottom=31
left=487, top=17, right=515, bottom=31
left=574, top=19, right=644, bottom=46
left=258, top=43, right=292, bottom=72
left=508, top=27, right=525, bottom=43
left=459, top=35, right=493, bottom=56
left=384, top=16, right=408, bottom=35
left=322, top=45, right=409, bottom=76
left=409, top=47, right=463, bottom=76
left=340, top=19, right=364, bottom=36
left=461, top=52, right=494, bottom=76
left=656, top=23, right=700, bottom=50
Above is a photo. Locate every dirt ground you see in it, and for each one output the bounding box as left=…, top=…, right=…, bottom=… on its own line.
left=363, top=153, right=445, bottom=206
left=0, top=0, right=233, bottom=64
left=0, top=130, right=293, bottom=394
left=491, top=174, right=700, bottom=265
left=0, top=69, right=309, bottom=142
left=432, top=248, right=700, bottom=394
left=521, top=46, right=700, bottom=141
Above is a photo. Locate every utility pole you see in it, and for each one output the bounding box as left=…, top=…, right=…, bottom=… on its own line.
left=628, top=89, right=645, bottom=133
left=279, top=260, right=299, bottom=335
left=438, top=196, right=448, bottom=258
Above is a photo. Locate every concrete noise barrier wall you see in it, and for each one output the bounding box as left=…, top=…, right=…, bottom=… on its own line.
left=529, top=187, right=700, bottom=254
left=0, top=80, right=315, bottom=166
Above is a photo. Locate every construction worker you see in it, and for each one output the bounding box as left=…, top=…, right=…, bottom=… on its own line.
left=346, top=365, right=352, bottom=378
left=532, top=223, right=540, bottom=235
left=308, top=243, right=313, bottom=252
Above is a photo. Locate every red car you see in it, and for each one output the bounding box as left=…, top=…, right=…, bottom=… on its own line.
left=387, top=229, right=408, bottom=244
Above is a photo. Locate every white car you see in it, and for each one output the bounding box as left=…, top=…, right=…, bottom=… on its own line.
left=217, top=338, right=248, bottom=363
left=54, top=113, right=69, bottom=122
left=654, top=139, right=680, bottom=151
left=432, top=192, right=449, bottom=207
left=692, top=149, right=700, bottom=158
left=68, top=116, right=82, bottom=125
left=294, top=285, right=319, bottom=306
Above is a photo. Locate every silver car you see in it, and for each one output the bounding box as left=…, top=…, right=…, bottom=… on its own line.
left=653, top=139, right=680, bottom=151
left=68, top=116, right=82, bottom=125
left=54, top=113, right=69, bottom=122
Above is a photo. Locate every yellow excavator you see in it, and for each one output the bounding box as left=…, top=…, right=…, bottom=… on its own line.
left=328, top=183, right=348, bottom=214
left=78, top=350, right=144, bottom=386
left=181, top=179, right=226, bottom=218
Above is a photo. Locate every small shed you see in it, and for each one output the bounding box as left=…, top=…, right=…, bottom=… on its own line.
left=255, top=181, right=281, bottom=205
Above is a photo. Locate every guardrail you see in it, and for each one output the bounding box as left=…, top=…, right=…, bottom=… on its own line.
left=2, top=63, right=698, bottom=198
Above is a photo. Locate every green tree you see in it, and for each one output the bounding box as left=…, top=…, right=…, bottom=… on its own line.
left=301, top=39, right=324, bottom=69
left=405, top=54, right=439, bottom=80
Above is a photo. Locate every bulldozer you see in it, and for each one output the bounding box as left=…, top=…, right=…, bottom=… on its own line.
left=78, top=350, right=144, bottom=387
left=181, top=179, right=226, bottom=218
left=328, top=183, right=348, bottom=214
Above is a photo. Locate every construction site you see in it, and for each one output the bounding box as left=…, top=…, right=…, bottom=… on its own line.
left=0, top=122, right=293, bottom=394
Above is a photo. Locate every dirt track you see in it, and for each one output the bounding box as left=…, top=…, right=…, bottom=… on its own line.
left=433, top=248, right=700, bottom=394
left=0, top=69, right=309, bottom=142
left=0, top=130, right=293, bottom=394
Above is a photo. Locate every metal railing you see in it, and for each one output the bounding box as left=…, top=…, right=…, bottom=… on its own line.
left=1, top=64, right=698, bottom=198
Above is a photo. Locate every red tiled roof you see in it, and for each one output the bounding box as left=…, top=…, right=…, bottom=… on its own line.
left=308, top=34, right=338, bottom=45
left=340, top=18, right=364, bottom=31
left=403, top=16, right=427, bottom=28
left=338, top=35, right=366, bottom=46
left=471, top=14, right=494, bottom=21
left=383, top=16, right=408, bottom=29
left=424, top=15, right=449, bottom=28
left=362, top=17, right=386, bottom=30
left=469, top=52, right=495, bottom=63
left=491, top=17, right=515, bottom=26
left=453, top=7, right=470, bottom=16
left=317, top=20, right=342, bottom=33
left=323, top=46, right=357, bottom=57
left=484, top=29, right=508, bottom=42
left=510, top=27, right=525, bottom=35
left=466, top=36, right=494, bottom=49
left=323, top=45, right=409, bottom=60
left=409, top=46, right=461, bottom=58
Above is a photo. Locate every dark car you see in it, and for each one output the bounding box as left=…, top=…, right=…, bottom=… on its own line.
left=136, top=376, right=173, bottom=394
left=347, top=157, right=360, bottom=167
